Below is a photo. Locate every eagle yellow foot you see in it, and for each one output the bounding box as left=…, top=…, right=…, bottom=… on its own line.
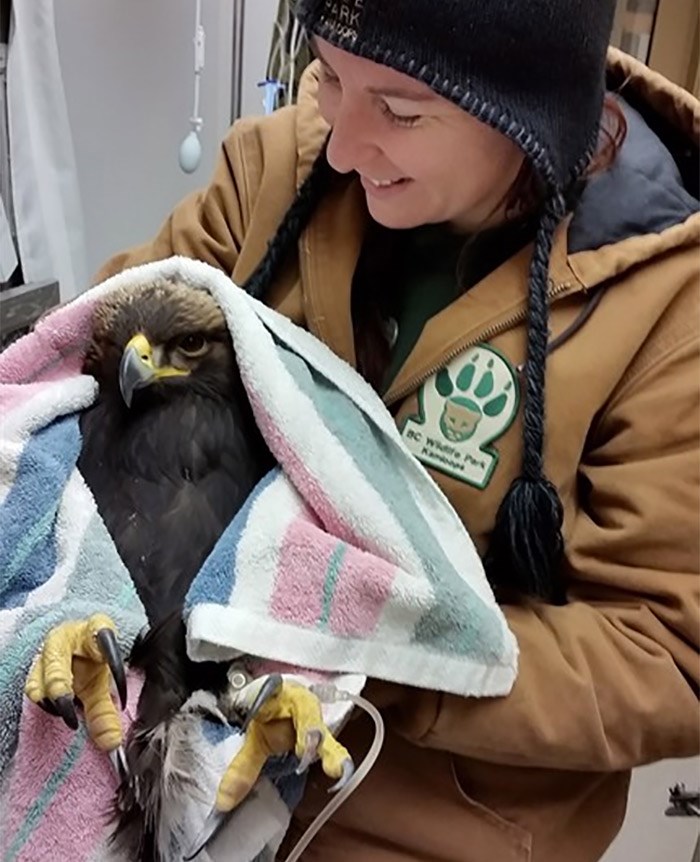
left=216, top=675, right=354, bottom=813
left=25, top=613, right=127, bottom=752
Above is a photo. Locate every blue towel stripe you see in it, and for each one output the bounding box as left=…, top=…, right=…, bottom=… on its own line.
left=186, top=467, right=280, bottom=611
left=0, top=417, right=82, bottom=609
left=0, top=514, right=146, bottom=777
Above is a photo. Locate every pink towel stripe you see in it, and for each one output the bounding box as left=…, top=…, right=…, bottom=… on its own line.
left=3, top=705, right=78, bottom=842
left=246, top=390, right=355, bottom=545
left=17, top=740, right=115, bottom=862
left=328, top=547, right=397, bottom=638
left=5, top=675, right=143, bottom=861
left=271, top=513, right=337, bottom=626
left=0, top=298, right=96, bottom=386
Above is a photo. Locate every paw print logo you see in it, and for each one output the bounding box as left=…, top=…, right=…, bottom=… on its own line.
left=436, top=355, right=513, bottom=443
left=400, top=345, right=520, bottom=489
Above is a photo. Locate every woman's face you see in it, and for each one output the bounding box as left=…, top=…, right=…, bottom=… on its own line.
left=314, top=39, right=525, bottom=232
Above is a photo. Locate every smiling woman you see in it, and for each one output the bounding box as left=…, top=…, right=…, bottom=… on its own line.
left=90, top=1, right=699, bottom=860
left=313, top=39, right=526, bottom=232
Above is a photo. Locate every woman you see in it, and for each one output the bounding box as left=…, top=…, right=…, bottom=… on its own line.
left=98, top=2, right=700, bottom=860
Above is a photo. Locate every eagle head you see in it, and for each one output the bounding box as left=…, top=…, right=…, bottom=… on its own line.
left=83, top=278, right=239, bottom=408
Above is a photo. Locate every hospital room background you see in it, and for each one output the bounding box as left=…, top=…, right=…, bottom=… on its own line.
left=0, top=1, right=698, bottom=859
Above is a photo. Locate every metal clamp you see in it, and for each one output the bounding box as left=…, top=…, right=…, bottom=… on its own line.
left=666, top=784, right=700, bottom=818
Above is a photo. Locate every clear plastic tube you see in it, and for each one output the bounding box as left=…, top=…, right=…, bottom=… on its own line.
left=282, top=685, right=385, bottom=862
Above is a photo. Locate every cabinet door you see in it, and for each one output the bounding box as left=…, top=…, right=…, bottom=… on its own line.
left=611, top=0, right=659, bottom=63
left=611, top=0, right=699, bottom=95
left=648, top=0, right=700, bottom=96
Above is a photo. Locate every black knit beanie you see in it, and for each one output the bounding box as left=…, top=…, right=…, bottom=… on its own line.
left=246, top=0, right=617, bottom=603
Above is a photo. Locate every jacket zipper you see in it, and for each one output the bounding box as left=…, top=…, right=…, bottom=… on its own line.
left=386, top=281, right=576, bottom=406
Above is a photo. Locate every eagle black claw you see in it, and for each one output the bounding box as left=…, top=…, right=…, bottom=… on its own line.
left=96, top=628, right=127, bottom=709
left=38, top=698, right=60, bottom=717
left=109, top=746, right=130, bottom=784
left=53, top=694, right=79, bottom=730
left=242, top=673, right=284, bottom=731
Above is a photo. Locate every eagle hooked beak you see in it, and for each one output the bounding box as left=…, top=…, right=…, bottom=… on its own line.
left=119, top=333, right=188, bottom=407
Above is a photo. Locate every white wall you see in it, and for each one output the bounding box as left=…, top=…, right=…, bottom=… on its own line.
left=603, top=758, right=699, bottom=862
left=54, top=0, right=281, bottom=282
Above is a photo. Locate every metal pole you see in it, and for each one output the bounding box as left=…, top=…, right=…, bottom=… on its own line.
left=231, top=0, right=245, bottom=122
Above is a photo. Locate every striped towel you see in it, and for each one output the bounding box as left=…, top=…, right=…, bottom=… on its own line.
left=0, top=256, right=518, bottom=861
left=0, top=286, right=147, bottom=859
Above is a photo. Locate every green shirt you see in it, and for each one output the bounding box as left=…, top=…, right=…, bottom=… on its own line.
left=381, top=218, right=535, bottom=392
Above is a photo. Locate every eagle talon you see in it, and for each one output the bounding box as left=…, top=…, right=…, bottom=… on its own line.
left=241, top=673, right=283, bottom=730
left=328, top=758, right=355, bottom=794
left=38, top=698, right=60, bottom=717
left=53, top=694, right=79, bottom=730
left=296, top=728, right=323, bottom=774
left=215, top=677, right=353, bottom=818
left=109, top=745, right=130, bottom=784
left=96, top=627, right=127, bottom=709
left=184, top=808, right=229, bottom=861
left=25, top=614, right=126, bottom=752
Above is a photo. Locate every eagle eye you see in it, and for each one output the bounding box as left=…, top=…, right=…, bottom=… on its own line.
left=177, top=333, right=208, bottom=357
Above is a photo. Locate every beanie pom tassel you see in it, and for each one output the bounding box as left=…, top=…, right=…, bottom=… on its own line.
left=482, top=189, right=569, bottom=604
left=484, top=474, right=566, bottom=604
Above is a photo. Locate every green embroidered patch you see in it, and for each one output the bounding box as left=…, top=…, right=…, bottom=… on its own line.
left=400, top=345, right=520, bottom=489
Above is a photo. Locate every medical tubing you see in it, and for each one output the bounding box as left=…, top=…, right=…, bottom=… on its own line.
left=282, top=685, right=385, bottom=862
